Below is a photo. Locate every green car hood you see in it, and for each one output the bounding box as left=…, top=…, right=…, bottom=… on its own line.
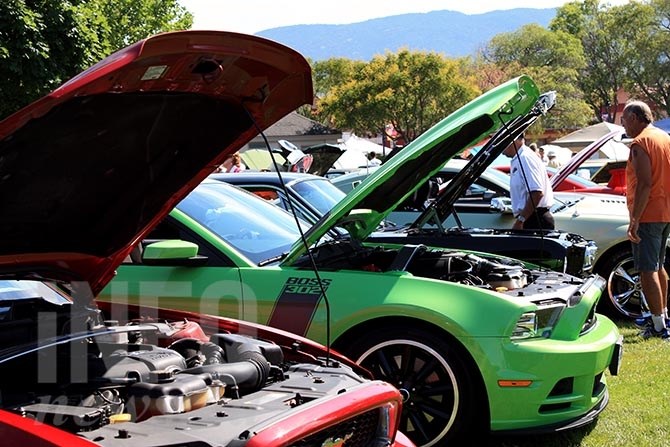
left=284, top=75, right=540, bottom=265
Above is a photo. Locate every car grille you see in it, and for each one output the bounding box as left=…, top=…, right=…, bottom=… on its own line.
left=289, top=408, right=380, bottom=447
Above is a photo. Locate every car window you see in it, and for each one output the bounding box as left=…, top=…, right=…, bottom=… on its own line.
left=176, top=183, right=307, bottom=264
left=465, top=183, right=495, bottom=198
left=434, top=170, right=508, bottom=201
left=249, top=188, right=280, bottom=202
left=291, top=179, right=346, bottom=215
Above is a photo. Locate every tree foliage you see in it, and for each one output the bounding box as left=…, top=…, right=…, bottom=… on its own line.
left=315, top=50, right=479, bottom=144
left=0, top=0, right=192, bottom=119
left=619, top=0, right=670, bottom=116
left=550, top=0, right=632, bottom=123
left=0, top=0, right=90, bottom=118
left=78, top=0, right=192, bottom=52
left=311, top=57, right=365, bottom=98
left=481, top=23, right=592, bottom=133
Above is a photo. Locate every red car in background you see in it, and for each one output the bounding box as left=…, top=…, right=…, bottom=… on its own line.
left=496, top=130, right=628, bottom=195
left=0, top=30, right=412, bottom=447
left=551, top=130, right=628, bottom=195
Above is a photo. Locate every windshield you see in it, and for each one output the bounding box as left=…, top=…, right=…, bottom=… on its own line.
left=176, top=182, right=307, bottom=264
left=291, top=178, right=346, bottom=215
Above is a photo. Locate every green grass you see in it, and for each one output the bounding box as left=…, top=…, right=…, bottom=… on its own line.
left=482, top=322, right=670, bottom=447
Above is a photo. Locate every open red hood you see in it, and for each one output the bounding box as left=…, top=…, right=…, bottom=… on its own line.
left=0, top=31, right=312, bottom=295
left=550, top=129, right=626, bottom=189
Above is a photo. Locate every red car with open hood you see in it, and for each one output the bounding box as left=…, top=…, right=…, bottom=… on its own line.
left=0, top=30, right=412, bottom=447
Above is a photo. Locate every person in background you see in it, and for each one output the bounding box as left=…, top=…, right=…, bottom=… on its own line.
left=220, top=152, right=246, bottom=173
left=546, top=149, right=561, bottom=168
left=502, top=133, right=555, bottom=230
left=367, top=151, right=382, bottom=166
left=529, top=142, right=541, bottom=159
left=621, top=100, right=670, bottom=339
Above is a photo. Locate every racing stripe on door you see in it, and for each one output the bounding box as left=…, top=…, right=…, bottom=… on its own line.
left=268, top=277, right=330, bottom=336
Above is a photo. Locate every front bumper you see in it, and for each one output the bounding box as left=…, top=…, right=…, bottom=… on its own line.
left=492, top=388, right=609, bottom=436
left=473, top=314, right=621, bottom=433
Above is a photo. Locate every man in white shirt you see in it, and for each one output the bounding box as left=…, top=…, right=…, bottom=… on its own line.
left=502, top=133, right=555, bottom=230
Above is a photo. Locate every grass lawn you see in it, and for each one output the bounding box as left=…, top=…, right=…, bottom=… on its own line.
left=484, top=321, right=669, bottom=447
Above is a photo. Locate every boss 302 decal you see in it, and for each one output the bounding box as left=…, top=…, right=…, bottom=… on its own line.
left=268, top=277, right=331, bottom=335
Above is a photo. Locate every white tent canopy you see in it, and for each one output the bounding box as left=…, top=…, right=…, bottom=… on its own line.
left=340, top=134, right=385, bottom=154
left=540, top=144, right=573, bottom=166
left=334, top=133, right=387, bottom=169
left=598, top=139, right=629, bottom=160
left=332, top=148, right=368, bottom=170
left=551, top=122, right=624, bottom=150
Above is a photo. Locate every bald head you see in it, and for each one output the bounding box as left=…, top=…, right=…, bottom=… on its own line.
left=622, top=100, right=653, bottom=138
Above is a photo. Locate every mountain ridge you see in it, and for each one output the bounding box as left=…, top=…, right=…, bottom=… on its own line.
left=256, top=8, right=557, bottom=61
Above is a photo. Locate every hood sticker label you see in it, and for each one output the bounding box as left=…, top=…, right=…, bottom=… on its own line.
left=141, top=65, right=168, bottom=80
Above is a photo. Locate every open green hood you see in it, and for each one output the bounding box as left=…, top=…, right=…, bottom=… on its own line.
left=283, top=75, right=540, bottom=265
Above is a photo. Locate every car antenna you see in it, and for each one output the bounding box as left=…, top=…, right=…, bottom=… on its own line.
left=245, top=110, right=333, bottom=366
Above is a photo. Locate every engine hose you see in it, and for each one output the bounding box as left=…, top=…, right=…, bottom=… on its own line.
left=200, top=342, right=225, bottom=364
left=183, top=354, right=270, bottom=392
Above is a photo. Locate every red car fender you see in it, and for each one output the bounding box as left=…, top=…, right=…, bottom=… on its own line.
left=242, top=381, right=405, bottom=447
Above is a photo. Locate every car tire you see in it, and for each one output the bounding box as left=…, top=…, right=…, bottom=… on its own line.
left=597, top=245, right=670, bottom=320
left=596, top=245, right=647, bottom=319
left=343, top=326, right=484, bottom=447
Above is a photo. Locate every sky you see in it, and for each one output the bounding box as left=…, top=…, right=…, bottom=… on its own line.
left=178, top=0, right=630, bottom=34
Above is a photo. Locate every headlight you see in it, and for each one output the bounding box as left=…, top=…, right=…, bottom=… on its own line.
left=584, top=241, right=598, bottom=270
left=511, top=301, right=565, bottom=340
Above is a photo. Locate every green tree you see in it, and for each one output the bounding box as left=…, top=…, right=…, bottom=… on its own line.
left=619, top=0, right=670, bottom=116
left=77, top=0, right=192, bottom=52
left=300, top=57, right=365, bottom=119
left=0, top=0, right=91, bottom=118
left=316, top=50, right=479, bottom=144
left=312, top=57, right=365, bottom=99
left=0, top=0, right=192, bottom=119
left=550, top=0, right=632, bottom=123
left=481, top=23, right=592, bottom=132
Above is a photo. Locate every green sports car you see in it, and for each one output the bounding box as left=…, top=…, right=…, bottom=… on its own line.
left=101, top=76, right=622, bottom=446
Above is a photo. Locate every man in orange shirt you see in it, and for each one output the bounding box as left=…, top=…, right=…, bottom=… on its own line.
left=622, top=100, right=670, bottom=338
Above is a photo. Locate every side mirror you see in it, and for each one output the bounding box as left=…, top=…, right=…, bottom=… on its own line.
left=142, top=240, right=208, bottom=266
left=490, top=197, right=513, bottom=214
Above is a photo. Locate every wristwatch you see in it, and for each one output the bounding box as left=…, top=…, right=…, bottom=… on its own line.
left=516, top=215, right=526, bottom=223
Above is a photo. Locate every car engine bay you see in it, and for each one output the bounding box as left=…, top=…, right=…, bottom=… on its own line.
left=299, top=240, right=588, bottom=295
left=0, top=289, right=376, bottom=446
